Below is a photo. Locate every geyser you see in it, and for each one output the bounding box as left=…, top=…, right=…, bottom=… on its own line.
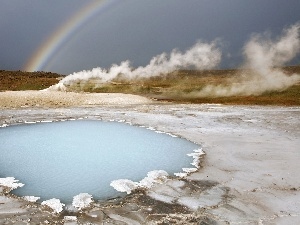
left=46, top=40, right=221, bottom=91
left=0, top=120, right=199, bottom=203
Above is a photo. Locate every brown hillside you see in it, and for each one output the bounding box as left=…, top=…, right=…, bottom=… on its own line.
left=0, top=70, right=63, bottom=91
left=0, top=66, right=299, bottom=105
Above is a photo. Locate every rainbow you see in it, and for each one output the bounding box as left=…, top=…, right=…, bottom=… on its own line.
left=24, top=0, right=120, bottom=73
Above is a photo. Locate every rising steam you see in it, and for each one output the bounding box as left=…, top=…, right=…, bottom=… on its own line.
left=195, top=23, right=300, bottom=97
left=47, top=23, right=300, bottom=96
left=47, top=41, right=221, bottom=91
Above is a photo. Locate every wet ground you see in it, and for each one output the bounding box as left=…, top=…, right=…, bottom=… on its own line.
left=1, top=102, right=300, bottom=224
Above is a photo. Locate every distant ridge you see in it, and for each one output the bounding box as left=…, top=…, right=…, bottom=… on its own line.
left=0, top=67, right=299, bottom=106
left=0, top=70, right=64, bottom=91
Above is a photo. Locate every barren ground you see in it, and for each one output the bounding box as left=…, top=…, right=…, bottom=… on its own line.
left=0, top=91, right=299, bottom=224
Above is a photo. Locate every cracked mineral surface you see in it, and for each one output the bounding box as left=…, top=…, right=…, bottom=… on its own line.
left=0, top=91, right=299, bottom=224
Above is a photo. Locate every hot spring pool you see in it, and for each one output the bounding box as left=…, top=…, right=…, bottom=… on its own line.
left=0, top=120, right=199, bottom=203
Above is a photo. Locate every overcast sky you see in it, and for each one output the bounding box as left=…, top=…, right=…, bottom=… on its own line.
left=1, top=0, right=299, bottom=75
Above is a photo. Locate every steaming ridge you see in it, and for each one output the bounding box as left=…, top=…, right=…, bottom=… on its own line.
left=194, top=22, right=300, bottom=97
left=47, top=22, right=300, bottom=97
left=46, top=41, right=221, bottom=91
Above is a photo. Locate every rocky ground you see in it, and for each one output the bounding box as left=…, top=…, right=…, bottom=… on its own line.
left=0, top=91, right=299, bottom=224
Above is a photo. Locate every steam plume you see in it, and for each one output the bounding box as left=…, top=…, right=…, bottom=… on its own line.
left=195, top=22, right=300, bottom=97
left=47, top=41, right=221, bottom=91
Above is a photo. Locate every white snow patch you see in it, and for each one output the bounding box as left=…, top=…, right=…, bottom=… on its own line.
left=72, top=193, right=93, bottom=210
left=23, top=196, right=40, bottom=202
left=0, top=124, right=8, bottom=127
left=41, top=198, right=65, bottom=213
left=0, top=177, right=24, bottom=190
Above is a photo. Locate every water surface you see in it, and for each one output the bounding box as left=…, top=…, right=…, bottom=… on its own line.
left=0, top=120, right=198, bottom=203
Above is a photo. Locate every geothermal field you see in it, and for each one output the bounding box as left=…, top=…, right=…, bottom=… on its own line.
left=0, top=24, right=300, bottom=224
left=0, top=95, right=299, bottom=224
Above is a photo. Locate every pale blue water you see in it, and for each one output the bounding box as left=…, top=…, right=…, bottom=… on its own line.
left=0, top=120, right=198, bottom=203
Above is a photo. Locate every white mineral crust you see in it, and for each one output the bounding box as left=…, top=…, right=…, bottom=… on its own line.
left=0, top=177, right=24, bottom=190
left=111, top=170, right=169, bottom=194
left=41, top=198, right=65, bottom=213
left=23, top=196, right=40, bottom=202
left=110, top=179, right=138, bottom=194
left=138, top=170, right=169, bottom=188
left=72, top=193, right=93, bottom=210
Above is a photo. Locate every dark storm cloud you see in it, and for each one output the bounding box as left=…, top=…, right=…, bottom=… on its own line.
left=0, top=0, right=86, bottom=70
left=0, top=0, right=299, bottom=74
